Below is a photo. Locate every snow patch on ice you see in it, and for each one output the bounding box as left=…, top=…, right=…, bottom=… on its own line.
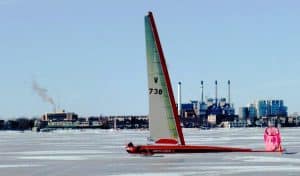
left=18, top=155, right=89, bottom=161
left=0, top=150, right=112, bottom=155
left=231, top=156, right=300, bottom=163
left=173, top=165, right=300, bottom=174
left=0, top=164, right=42, bottom=168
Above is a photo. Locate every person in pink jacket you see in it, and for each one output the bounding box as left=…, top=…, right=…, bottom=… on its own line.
left=264, top=123, right=283, bottom=152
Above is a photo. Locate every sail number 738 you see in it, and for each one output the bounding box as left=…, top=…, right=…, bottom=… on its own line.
left=149, top=88, right=163, bottom=95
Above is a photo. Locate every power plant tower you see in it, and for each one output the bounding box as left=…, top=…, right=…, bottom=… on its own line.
left=215, top=80, right=218, bottom=105
left=201, top=80, right=204, bottom=103
left=178, top=82, right=182, bottom=116
left=228, top=80, right=231, bottom=105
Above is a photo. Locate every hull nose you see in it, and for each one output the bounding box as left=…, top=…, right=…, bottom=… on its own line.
left=126, top=142, right=137, bottom=153
left=126, top=147, right=134, bottom=153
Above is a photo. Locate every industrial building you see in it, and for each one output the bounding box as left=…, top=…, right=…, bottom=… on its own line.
left=40, top=111, right=79, bottom=128
left=177, top=79, right=291, bottom=128
left=177, top=80, right=236, bottom=127
left=239, top=100, right=288, bottom=126
left=41, top=111, right=78, bottom=122
left=256, top=100, right=288, bottom=117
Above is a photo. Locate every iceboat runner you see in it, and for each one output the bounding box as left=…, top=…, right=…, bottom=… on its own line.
left=126, top=11, right=284, bottom=154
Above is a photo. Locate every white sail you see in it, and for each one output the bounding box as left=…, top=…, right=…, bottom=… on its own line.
left=145, top=12, right=185, bottom=145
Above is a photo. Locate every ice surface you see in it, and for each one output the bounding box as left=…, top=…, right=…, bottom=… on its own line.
left=0, top=128, right=299, bottom=176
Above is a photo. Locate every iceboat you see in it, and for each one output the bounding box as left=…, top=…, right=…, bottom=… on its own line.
left=126, top=12, right=284, bottom=154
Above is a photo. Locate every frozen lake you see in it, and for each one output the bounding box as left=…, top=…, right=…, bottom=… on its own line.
left=0, top=128, right=299, bottom=176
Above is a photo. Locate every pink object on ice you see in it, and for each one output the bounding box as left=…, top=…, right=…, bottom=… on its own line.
left=264, top=127, right=282, bottom=151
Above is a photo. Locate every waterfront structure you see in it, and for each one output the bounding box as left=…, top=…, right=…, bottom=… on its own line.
left=107, top=116, right=148, bottom=129
left=39, top=112, right=148, bottom=129
left=238, top=107, right=248, bottom=120
left=256, top=99, right=287, bottom=118
left=41, top=111, right=78, bottom=122
left=269, top=100, right=287, bottom=117
left=207, top=114, right=217, bottom=125
left=256, top=100, right=268, bottom=117
left=238, top=104, right=257, bottom=126
left=248, top=104, right=257, bottom=124
left=240, top=100, right=288, bottom=126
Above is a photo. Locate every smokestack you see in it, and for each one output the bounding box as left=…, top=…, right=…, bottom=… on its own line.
left=228, top=80, right=231, bottom=105
left=201, top=80, right=204, bottom=103
left=178, top=82, right=182, bottom=116
left=215, top=80, right=218, bottom=105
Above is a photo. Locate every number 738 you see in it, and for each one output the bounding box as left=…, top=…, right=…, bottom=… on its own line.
left=149, top=88, right=163, bottom=95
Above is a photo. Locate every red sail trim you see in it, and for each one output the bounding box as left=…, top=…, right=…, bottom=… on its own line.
left=148, top=11, right=185, bottom=145
left=155, top=138, right=178, bottom=145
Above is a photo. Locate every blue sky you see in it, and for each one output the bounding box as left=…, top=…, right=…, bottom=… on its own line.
left=1, top=0, right=300, bottom=118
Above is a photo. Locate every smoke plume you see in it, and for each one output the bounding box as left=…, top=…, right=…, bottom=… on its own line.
left=32, top=80, right=56, bottom=108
